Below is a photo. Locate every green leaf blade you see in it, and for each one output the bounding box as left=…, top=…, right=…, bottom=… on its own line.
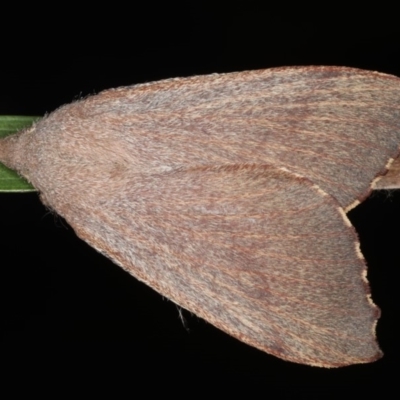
left=0, top=116, right=39, bottom=192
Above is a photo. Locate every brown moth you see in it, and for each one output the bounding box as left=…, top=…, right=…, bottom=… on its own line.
left=1, top=66, right=400, bottom=367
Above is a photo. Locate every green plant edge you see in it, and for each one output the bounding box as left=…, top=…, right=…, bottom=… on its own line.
left=0, top=116, right=39, bottom=192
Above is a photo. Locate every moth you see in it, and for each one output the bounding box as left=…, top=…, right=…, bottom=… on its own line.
left=1, top=66, right=400, bottom=367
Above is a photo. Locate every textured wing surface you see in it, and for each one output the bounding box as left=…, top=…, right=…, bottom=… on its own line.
left=61, top=164, right=381, bottom=367
left=0, top=66, right=391, bottom=367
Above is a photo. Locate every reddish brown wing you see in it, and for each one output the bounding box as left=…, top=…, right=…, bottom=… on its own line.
left=61, top=164, right=381, bottom=367
left=70, top=66, right=400, bottom=210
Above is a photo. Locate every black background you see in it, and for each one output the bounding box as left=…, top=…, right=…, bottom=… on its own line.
left=0, top=3, right=399, bottom=395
